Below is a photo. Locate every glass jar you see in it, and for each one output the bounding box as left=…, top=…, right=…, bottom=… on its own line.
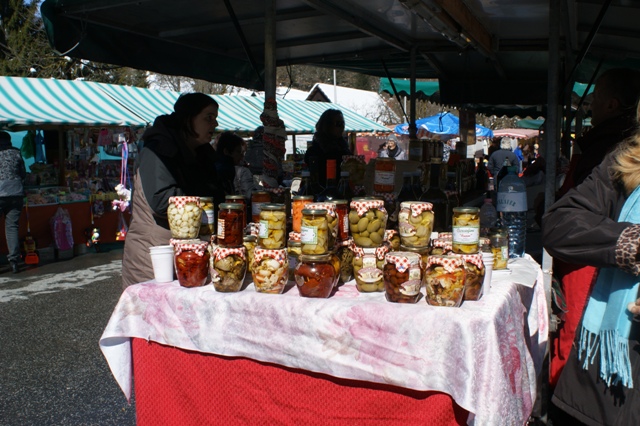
left=294, top=254, right=337, bottom=298
left=430, top=237, right=452, bottom=255
left=461, top=253, right=485, bottom=301
left=399, top=244, right=430, bottom=283
left=167, top=196, right=202, bottom=239
left=287, top=240, right=302, bottom=281
left=329, top=250, right=341, bottom=288
left=488, top=228, right=509, bottom=270
left=374, top=157, right=396, bottom=192
left=351, top=244, right=389, bottom=292
left=171, top=239, right=210, bottom=288
left=383, top=251, right=423, bottom=303
left=226, top=195, right=247, bottom=231
left=217, top=203, right=244, bottom=247
left=258, top=203, right=287, bottom=249
left=199, top=196, right=215, bottom=236
left=251, top=191, right=271, bottom=223
left=398, top=201, right=434, bottom=248
left=336, top=238, right=354, bottom=283
left=306, top=202, right=338, bottom=249
left=349, top=198, right=388, bottom=247
left=210, top=246, right=247, bottom=292
left=329, top=199, right=349, bottom=242
left=252, top=248, right=289, bottom=294
left=291, top=195, right=314, bottom=233
left=300, top=208, right=329, bottom=255
left=452, top=207, right=480, bottom=254
left=243, top=235, right=257, bottom=273
left=373, top=192, right=398, bottom=228
left=385, top=229, right=401, bottom=251
left=425, top=255, right=466, bottom=307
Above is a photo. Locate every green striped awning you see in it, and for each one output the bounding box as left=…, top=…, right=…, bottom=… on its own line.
left=0, top=76, right=147, bottom=129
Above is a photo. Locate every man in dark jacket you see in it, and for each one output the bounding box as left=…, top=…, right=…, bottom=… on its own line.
left=0, top=131, right=26, bottom=273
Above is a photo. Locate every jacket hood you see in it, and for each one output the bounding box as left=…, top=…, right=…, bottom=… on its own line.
left=142, top=114, right=181, bottom=157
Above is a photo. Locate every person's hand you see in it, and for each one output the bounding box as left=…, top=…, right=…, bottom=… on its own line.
left=628, top=298, right=640, bottom=318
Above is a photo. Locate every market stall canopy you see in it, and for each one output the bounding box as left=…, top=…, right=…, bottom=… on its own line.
left=492, top=129, right=539, bottom=139
left=516, top=118, right=591, bottom=131
left=41, top=1, right=640, bottom=111
left=394, top=112, right=493, bottom=140
left=0, top=76, right=389, bottom=134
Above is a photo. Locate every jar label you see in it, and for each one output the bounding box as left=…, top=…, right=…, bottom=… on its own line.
left=342, top=215, right=349, bottom=234
left=202, top=209, right=214, bottom=225
left=496, top=191, right=527, bottom=212
left=409, top=266, right=421, bottom=281
left=252, top=202, right=266, bottom=216
left=217, top=219, right=225, bottom=239
left=374, top=171, right=395, bottom=185
left=362, top=254, right=376, bottom=268
left=452, top=226, right=479, bottom=244
left=400, top=280, right=421, bottom=296
left=300, top=225, right=318, bottom=244
left=258, top=220, right=269, bottom=238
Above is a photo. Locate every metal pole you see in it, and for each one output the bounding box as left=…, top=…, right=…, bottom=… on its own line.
left=264, top=0, right=276, bottom=99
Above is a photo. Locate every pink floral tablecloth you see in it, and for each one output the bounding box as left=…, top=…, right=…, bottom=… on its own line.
left=100, top=255, right=547, bottom=426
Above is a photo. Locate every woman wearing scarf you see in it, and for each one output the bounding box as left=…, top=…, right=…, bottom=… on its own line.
left=542, top=107, right=640, bottom=425
left=304, top=109, right=352, bottom=192
left=378, top=134, right=407, bottom=160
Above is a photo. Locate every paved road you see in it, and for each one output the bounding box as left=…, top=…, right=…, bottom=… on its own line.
left=0, top=248, right=136, bottom=425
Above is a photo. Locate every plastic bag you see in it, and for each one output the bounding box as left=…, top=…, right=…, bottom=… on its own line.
left=51, top=207, right=74, bottom=251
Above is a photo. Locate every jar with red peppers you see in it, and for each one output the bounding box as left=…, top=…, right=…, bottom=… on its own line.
left=210, top=246, right=247, bottom=292
left=170, top=239, right=210, bottom=288
left=294, top=254, right=337, bottom=298
left=461, top=253, right=485, bottom=301
left=226, top=195, right=247, bottom=231
left=329, top=199, right=349, bottom=242
left=383, top=251, right=423, bottom=303
left=424, top=255, right=466, bottom=307
left=217, top=203, right=245, bottom=247
left=252, top=248, right=289, bottom=294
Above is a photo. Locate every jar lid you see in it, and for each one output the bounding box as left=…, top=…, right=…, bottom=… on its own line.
left=299, top=253, right=332, bottom=262
left=261, top=203, right=286, bottom=211
left=460, top=253, right=484, bottom=269
left=328, top=199, right=348, bottom=205
left=307, top=202, right=336, bottom=216
left=213, top=246, right=246, bottom=261
left=254, top=247, right=287, bottom=265
left=302, top=208, right=328, bottom=215
left=170, top=238, right=209, bottom=256
left=453, top=207, right=479, bottom=213
left=292, top=195, right=314, bottom=201
left=349, top=198, right=385, bottom=215
left=287, top=240, right=302, bottom=247
left=219, top=202, right=244, bottom=210
left=199, top=196, right=213, bottom=203
left=225, top=195, right=245, bottom=201
left=288, top=231, right=301, bottom=242
left=385, top=251, right=421, bottom=272
left=168, top=196, right=201, bottom=208
left=427, top=254, right=464, bottom=272
left=349, top=241, right=389, bottom=259
left=400, top=201, right=433, bottom=215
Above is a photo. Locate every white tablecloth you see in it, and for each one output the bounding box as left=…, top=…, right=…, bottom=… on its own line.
left=100, top=255, right=547, bottom=426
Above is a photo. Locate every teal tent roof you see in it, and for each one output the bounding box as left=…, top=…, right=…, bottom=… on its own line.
left=0, top=77, right=390, bottom=134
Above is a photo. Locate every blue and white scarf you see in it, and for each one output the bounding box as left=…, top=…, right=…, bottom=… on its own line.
left=578, top=186, right=640, bottom=389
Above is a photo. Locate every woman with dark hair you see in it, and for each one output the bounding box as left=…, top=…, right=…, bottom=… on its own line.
left=304, top=109, right=352, bottom=191
left=216, top=131, right=254, bottom=201
left=122, top=93, right=222, bottom=288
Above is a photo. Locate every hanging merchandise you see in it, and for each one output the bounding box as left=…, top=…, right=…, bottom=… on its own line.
left=85, top=198, right=101, bottom=251
left=34, top=130, right=46, bottom=163
left=21, top=130, right=35, bottom=159
left=115, top=210, right=129, bottom=241
left=23, top=199, right=39, bottom=265
left=112, top=140, right=131, bottom=212
left=51, top=207, right=74, bottom=252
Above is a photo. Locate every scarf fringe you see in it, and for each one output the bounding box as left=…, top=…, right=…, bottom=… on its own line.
left=578, top=326, right=633, bottom=388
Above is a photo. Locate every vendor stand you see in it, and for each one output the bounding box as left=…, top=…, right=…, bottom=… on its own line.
left=100, top=256, right=547, bottom=425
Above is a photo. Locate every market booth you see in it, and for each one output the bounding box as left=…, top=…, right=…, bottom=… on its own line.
left=101, top=256, right=547, bottom=425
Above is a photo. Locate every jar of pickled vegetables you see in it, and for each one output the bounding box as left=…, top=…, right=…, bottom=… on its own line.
left=168, top=196, right=202, bottom=239
left=452, top=207, right=480, bottom=254
left=287, top=240, right=302, bottom=281
left=461, top=253, right=485, bottom=301
left=306, top=202, right=338, bottom=249
left=351, top=244, right=389, bottom=292
left=171, top=239, right=210, bottom=288
left=251, top=191, right=271, bottom=223
left=243, top=235, right=257, bottom=273
left=226, top=195, right=247, bottom=230
left=399, top=244, right=430, bottom=281
left=384, top=229, right=401, bottom=251
left=252, top=248, right=288, bottom=294
left=329, top=199, right=349, bottom=242
left=210, top=246, right=247, bottom=292
left=430, top=237, right=453, bottom=256
left=199, top=196, right=215, bottom=236
left=348, top=198, right=387, bottom=247
left=217, top=203, right=244, bottom=247
left=425, top=255, right=466, bottom=307
left=398, top=201, right=434, bottom=248
left=300, top=208, right=329, bottom=255
left=258, top=203, right=287, bottom=249
left=294, top=254, right=337, bottom=298
left=336, top=238, right=354, bottom=284
left=374, top=157, right=396, bottom=193
left=488, top=228, right=509, bottom=270
left=383, top=251, right=423, bottom=303
left=291, top=195, right=314, bottom=233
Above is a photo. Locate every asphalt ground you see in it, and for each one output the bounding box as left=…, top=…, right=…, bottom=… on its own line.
left=0, top=245, right=136, bottom=426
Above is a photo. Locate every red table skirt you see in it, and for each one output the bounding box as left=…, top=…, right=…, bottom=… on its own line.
left=132, top=339, right=469, bottom=426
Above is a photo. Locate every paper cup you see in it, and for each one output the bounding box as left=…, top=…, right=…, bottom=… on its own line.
left=149, top=245, right=175, bottom=283
left=481, top=252, right=494, bottom=295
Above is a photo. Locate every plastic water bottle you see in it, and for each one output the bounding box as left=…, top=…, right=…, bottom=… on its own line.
left=479, top=197, right=498, bottom=237
left=496, top=166, right=527, bottom=257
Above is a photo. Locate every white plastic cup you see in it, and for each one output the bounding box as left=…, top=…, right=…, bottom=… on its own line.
left=481, top=252, right=494, bottom=295
left=149, top=245, right=175, bottom=283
